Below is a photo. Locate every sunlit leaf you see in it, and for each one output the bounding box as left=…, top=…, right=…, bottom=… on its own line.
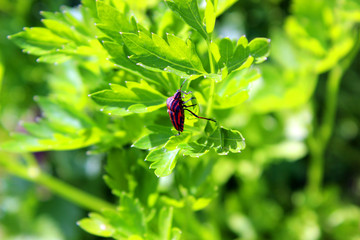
left=205, top=0, right=216, bottom=34
left=102, top=41, right=164, bottom=85
left=77, top=213, right=115, bottom=237
left=78, top=193, right=146, bottom=239
left=248, top=37, right=271, bottom=64
left=214, top=68, right=260, bottom=109
left=165, top=0, right=208, bottom=40
left=219, top=38, right=233, bottom=67
left=146, top=148, right=180, bottom=177
left=90, top=81, right=167, bottom=115
left=158, top=207, right=174, bottom=240
left=132, top=132, right=173, bottom=150
left=180, top=122, right=246, bottom=156
left=120, top=31, right=206, bottom=77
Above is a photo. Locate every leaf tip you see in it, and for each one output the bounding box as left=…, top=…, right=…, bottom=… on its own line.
left=87, top=94, right=91, bottom=97
left=33, top=95, right=39, bottom=102
left=108, top=83, right=112, bottom=86
left=7, top=35, right=11, bottom=39
left=131, top=144, right=134, bottom=147
left=119, top=31, right=123, bottom=34
left=36, top=58, right=40, bottom=63
left=108, top=112, right=112, bottom=116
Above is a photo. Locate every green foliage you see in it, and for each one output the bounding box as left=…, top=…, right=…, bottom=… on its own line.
left=78, top=193, right=147, bottom=239
left=90, top=81, right=167, bottom=115
left=165, top=0, right=208, bottom=40
left=1, top=0, right=360, bottom=239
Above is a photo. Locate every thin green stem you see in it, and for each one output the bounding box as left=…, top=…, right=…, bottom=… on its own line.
left=206, top=78, right=215, bottom=117
left=207, top=39, right=215, bottom=74
left=307, top=28, right=360, bottom=201
left=205, top=39, right=216, bottom=117
left=0, top=156, right=115, bottom=212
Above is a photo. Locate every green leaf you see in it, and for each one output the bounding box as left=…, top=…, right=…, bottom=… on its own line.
left=218, top=37, right=233, bottom=67
left=104, top=149, right=133, bottom=194
left=227, top=36, right=251, bottom=73
left=9, top=6, right=103, bottom=65
left=158, top=207, right=174, bottom=240
left=79, top=193, right=147, bottom=239
left=41, top=19, right=88, bottom=44
left=248, top=37, right=271, bottom=63
left=216, top=0, right=238, bottom=17
left=90, top=81, right=167, bottom=115
left=120, top=31, right=206, bottom=77
left=105, top=193, right=146, bottom=238
left=165, top=0, right=208, bottom=40
left=210, top=41, right=221, bottom=62
left=77, top=213, right=115, bottom=237
left=171, top=228, right=182, bottom=240
left=178, top=141, right=210, bottom=157
left=205, top=0, right=216, bottom=34
left=132, top=132, right=173, bottom=150
left=214, top=68, right=260, bottom=109
left=146, top=148, right=180, bottom=177
left=180, top=122, right=246, bottom=156
left=37, top=97, right=93, bottom=130
left=0, top=97, right=103, bottom=152
left=96, top=1, right=136, bottom=42
left=9, top=27, right=69, bottom=55
left=202, top=123, right=246, bottom=155
left=217, top=36, right=254, bottom=75
left=0, top=128, right=103, bottom=152
left=102, top=41, right=165, bottom=86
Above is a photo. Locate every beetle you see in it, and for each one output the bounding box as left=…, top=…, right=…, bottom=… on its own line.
left=166, top=80, right=216, bottom=134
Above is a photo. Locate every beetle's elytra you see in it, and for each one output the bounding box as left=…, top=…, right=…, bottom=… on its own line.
left=166, top=80, right=216, bottom=134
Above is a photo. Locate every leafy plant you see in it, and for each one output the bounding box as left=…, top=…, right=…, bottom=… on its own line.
left=1, top=0, right=270, bottom=239
left=2, top=0, right=360, bottom=239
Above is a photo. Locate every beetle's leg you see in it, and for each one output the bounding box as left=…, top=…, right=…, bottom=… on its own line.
left=184, top=104, right=197, bottom=108
left=185, top=109, right=216, bottom=122
left=183, top=97, right=195, bottom=104
left=181, top=90, right=192, bottom=95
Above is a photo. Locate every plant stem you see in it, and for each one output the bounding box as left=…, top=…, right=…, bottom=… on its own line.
left=0, top=155, right=115, bottom=212
left=307, top=29, right=360, bottom=202
left=205, top=39, right=216, bottom=117
left=206, top=78, right=215, bottom=117
left=207, top=39, right=215, bottom=74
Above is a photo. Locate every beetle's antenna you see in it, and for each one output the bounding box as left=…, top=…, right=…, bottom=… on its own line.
left=180, top=79, right=188, bottom=90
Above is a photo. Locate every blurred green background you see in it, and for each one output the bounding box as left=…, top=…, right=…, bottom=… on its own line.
left=1, top=0, right=360, bottom=239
